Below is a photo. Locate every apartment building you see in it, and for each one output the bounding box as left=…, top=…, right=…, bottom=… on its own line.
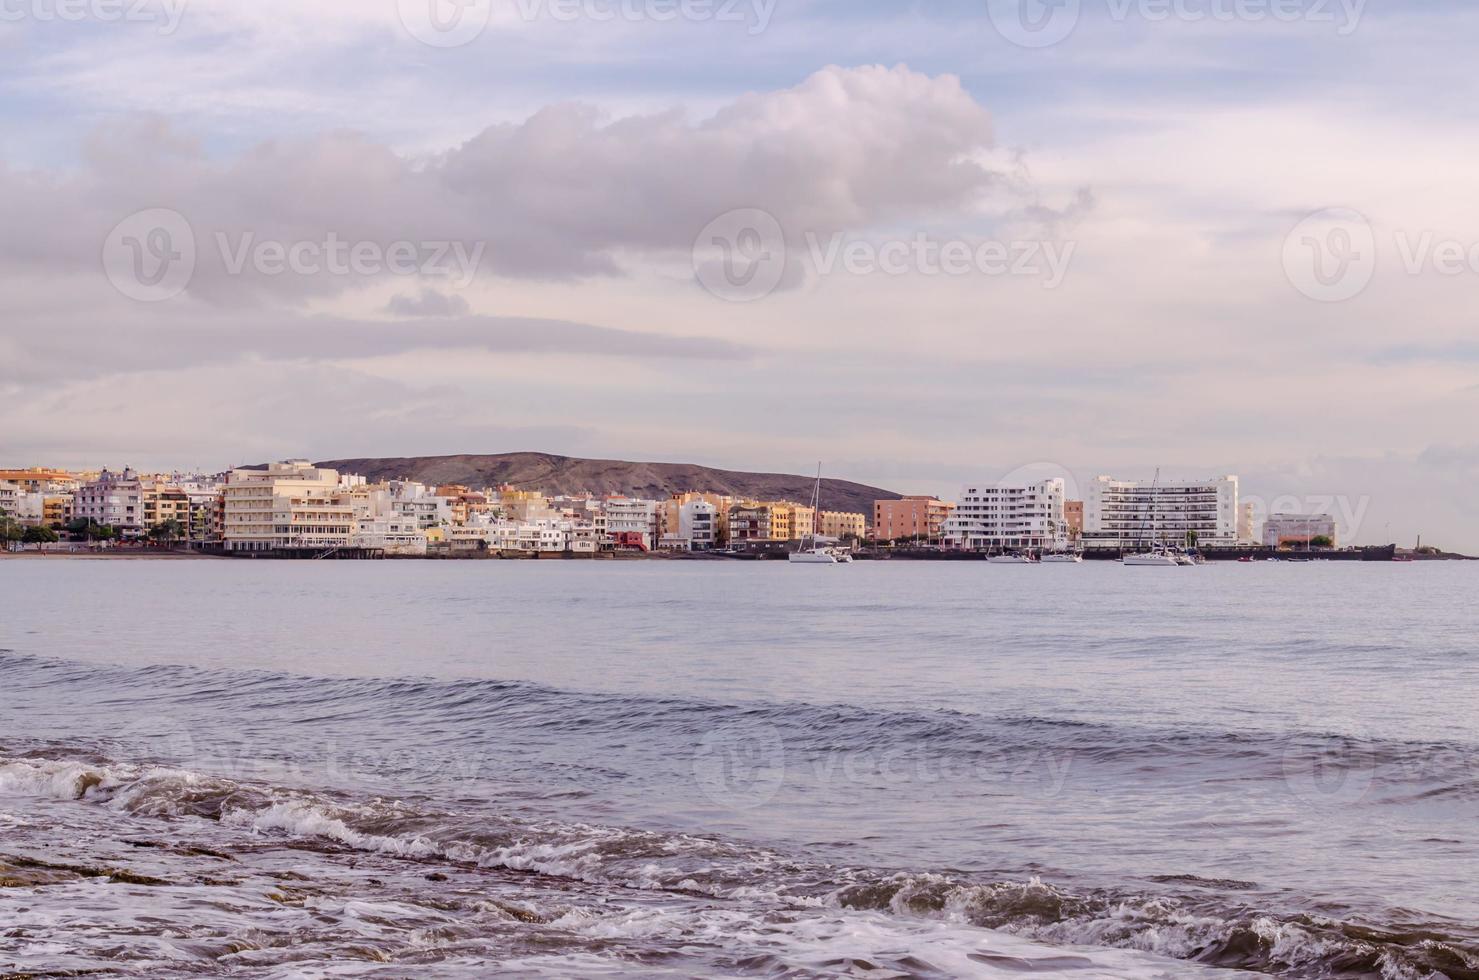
left=727, top=501, right=812, bottom=542
left=604, top=496, right=659, bottom=550
left=1083, top=475, right=1240, bottom=550
left=942, top=479, right=1067, bottom=551
left=873, top=496, right=955, bottom=543
left=72, top=468, right=145, bottom=537
left=818, top=510, right=867, bottom=541
left=222, top=461, right=355, bottom=553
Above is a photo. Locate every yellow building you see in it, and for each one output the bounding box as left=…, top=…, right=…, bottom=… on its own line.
left=728, top=500, right=813, bottom=541
left=819, top=511, right=867, bottom=540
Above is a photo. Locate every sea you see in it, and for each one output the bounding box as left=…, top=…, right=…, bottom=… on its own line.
left=1, top=559, right=1475, bottom=979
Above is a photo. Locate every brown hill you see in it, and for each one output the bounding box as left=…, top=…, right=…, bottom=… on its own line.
left=314, top=453, right=900, bottom=515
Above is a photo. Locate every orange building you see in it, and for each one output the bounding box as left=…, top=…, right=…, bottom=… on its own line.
left=1064, top=500, right=1084, bottom=541
left=872, top=496, right=955, bottom=543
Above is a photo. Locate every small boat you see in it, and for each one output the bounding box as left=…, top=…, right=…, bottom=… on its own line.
left=987, top=552, right=1039, bottom=564
left=1041, top=551, right=1084, bottom=564
left=1238, top=556, right=1256, bottom=563
left=1122, top=551, right=1181, bottom=567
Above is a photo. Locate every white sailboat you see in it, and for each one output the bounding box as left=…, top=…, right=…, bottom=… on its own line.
left=1041, top=518, right=1083, bottom=562
left=987, top=552, right=1039, bottom=564
left=1122, top=469, right=1183, bottom=567
left=789, top=465, right=852, bottom=564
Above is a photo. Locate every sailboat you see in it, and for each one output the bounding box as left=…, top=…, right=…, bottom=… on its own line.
left=789, top=465, right=852, bottom=564
left=1122, top=469, right=1182, bottom=567
left=1041, top=518, right=1084, bottom=562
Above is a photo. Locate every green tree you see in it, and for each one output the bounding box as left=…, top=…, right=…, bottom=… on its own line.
left=1309, top=535, right=1334, bottom=549
left=149, top=519, right=184, bottom=546
left=22, top=525, right=59, bottom=550
left=0, top=516, right=24, bottom=546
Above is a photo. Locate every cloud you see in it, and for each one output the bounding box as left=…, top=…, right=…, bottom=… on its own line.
left=2, top=312, right=755, bottom=385
left=0, top=65, right=1004, bottom=307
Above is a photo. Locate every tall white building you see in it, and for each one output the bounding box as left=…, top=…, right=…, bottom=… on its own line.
left=943, top=479, right=1067, bottom=551
left=1083, top=475, right=1239, bottom=550
left=222, top=461, right=355, bottom=553
left=678, top=499, right=718, bottom=551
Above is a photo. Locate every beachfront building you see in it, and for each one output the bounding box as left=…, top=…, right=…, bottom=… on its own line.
left=72, top=468, right=146, bottom=537
left=942, top=479, right=1068, bottom=552
left=818, top=510, right=867, bottom=541
left=1064, top=500, right=1084, bottom=541
left=352, top=515, right=428, bottom=555
left=1263, top=513, right=1338, bottom=549
left=141, top=482, right=192, bottom=535
left=873, top=496, right=955, bottom=544
left=678, top=499, right=719, bottom=550
left=727, top=500, right=812, bottom=542
left=222, top=461, right=355, bottom=553
left=604, top=496, right=659, bottom=550
left=1082, top=475, right=1240, bottom=551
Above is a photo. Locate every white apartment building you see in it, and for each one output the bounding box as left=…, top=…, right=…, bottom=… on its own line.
left=603, top=497, right=659, bottom=550
left=72, top=468, right=145, bottom=537
left=222, top=461, right=355, bottom=553
left=0, top=482, right=20, bottom=519
left=1083, top=475, right=1240, bottom=550
left=678, top=500, right=718, bottom=551
left=943, top=478, right=1067, bottom=551
left=351, top=515, right=428, bottom=555
left=1263, top=513, right=1339, bottom=549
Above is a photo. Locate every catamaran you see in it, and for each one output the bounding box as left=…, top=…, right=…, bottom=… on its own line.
left=789, top=465, right=853, bottom=564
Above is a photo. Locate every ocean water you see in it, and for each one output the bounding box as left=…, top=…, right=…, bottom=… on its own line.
left=1, top=559, right=1475, bottom=978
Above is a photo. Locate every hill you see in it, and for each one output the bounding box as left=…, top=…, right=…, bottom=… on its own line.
left=314, top=453, right=900, bottom=515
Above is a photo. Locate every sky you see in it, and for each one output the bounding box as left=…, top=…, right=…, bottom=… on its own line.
left=1, top=0, right=1477, bottom=550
